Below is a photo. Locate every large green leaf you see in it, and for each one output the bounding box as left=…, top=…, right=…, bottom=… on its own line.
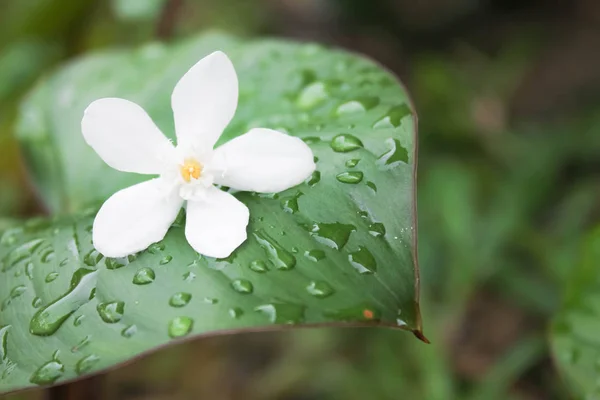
left=551, top=227, right=600, bottom=398
left=5, top=33, right=421, bottom=392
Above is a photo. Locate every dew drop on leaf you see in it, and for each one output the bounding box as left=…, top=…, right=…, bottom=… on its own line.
left=330, top=134, right=363, bottom=153
left=96, top=301, right=125, bottom=323
left=231, top=279, right=254, bottom=294
left=348, top=246, right=377, bottom=274
left=132, top=267, right=155, bottom=285
left=169, top=292, right=192, bottom=308
left=306, top=281, right=334, bottom=298
left=336, top=171, right=363, bottom=184
left=168, top=316, right=193, bottom=338
left=75, top=354, right=100, bottom=375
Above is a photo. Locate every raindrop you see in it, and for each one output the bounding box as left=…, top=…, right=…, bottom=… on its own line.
left=159, top=255, right=173, bottom=265
left=369, top=223, right=386, bottom=237
left=345, top=159, right=360, bottom=168
left=377, top=138, right=408, bottom=168
left=336, top=97, right=379, bottom=116
left=253, top=230, right=296, bottom=270
left=121, top=324, right=137, bottom=338
left=96, top=301, right=125, bottom=323
left=306, top=281, right=334, bottom=298
left=2, top=238, right=44, bottom=272
left=71, top=335, right=90, bottom=353
left=1, top=285, right=26, bottom=311
left=32, top=297, right=42, bottom=308
left=336, top=171, right=363, bottom=184
left=30, top=269, right=98, bottom=336
left=40, top=249, right=55, bottom=263
left=249, top=260, right=269, bottom=273
left=132, top=267, right=155, bottom=285
left=255, top=303, right=305, bottom=324
left=73, top=315, right=84, bottom=326
left=309, top=223, right=355, bottom=250
left=231, top=279, right=254, bottom=294
left=280, top=191, right=303, bottom=214
left=204, top=297, right=218, bottom=304
left=25, top=262, right=34, bottom=279
left=229, top=307, right=244, bottom=319
left=183, top=271, right=196, bottom=282
left=330, top=134, right=363, bottom=153
left=45, top=272, right=59, bottom=283
left=105, top=258, right=125, bottom=270
left=348, top=246, right=377, bottom=274
left=168, top=316, right=193, bottom=338
left=304, top=250, right=326, bottom=262
left=59, top=258, right=69, bottom=267
left=147, top=242, right=165, bottom=254
left=75, top=354, right=100, bottom=375
left=372, top=104, right=411, bottom=129
left=297, top=82, right=328, bottom=110
left=30, top=359, right=64, bottom=385
left=366, top=181, right=378, bottom=192
left=302, top=136, right=321, bottom=144
left=305, top=171, right=321, bottom=187
left=83, top=249, right=103, bottom=267
left=169, top=292, right=192, bottom=307
left=0, top=325, right=9, bottom=360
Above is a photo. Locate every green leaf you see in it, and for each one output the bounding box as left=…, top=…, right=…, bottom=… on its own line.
left=111, top=0, right=166, bottom=21
left=551, top=226, right=600, bottom=398
left=9, top=33, right=420, bottom=392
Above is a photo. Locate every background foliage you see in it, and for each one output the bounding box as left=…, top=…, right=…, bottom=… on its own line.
left=0, top=0, right=599, bottom=399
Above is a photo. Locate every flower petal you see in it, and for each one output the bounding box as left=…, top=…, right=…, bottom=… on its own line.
left=93, top=179, right=183, bottom=257
left=171, top=51, right=238, bottom=149
left=213, top=128, right=316, bottom=193
left=185, top=187, right=249, bottom=258
left=82, top=98, right=175, bottom=174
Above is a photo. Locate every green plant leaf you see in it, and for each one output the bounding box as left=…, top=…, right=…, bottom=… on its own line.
left=111, top=0, right=166, bottom=21
left=551, top=226, right=600, bottom=398
left=7, top=33, right=421, bottom=392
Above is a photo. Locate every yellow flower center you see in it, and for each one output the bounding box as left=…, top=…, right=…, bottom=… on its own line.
left=180, top=158, right=203, bottom=182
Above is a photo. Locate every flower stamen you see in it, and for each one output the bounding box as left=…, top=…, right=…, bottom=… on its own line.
left=180, top=158, right=203, bottom=182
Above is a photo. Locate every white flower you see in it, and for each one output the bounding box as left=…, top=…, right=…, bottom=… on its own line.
left=82, top=51, right=315, bottom=259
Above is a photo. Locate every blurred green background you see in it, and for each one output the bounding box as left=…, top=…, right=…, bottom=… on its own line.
left=1, top=0, right=599, bottom=399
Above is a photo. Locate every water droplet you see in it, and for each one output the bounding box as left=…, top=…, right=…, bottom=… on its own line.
left=369, top=223, right=386, bottom=237
left=305, top=170, right=321, bottom=187
left=96, top=301, right=124, bottom=323
left=302, top=136, right=321, bottom=144
left=377, top=138, right=408, bottom=167
left=1, top=285, right=27, bottom=311
left=253, top=230, right=296, bottom=270
left=249, top=260, right=269, bottom=273
left=30, top=269, right=98, bottom=336
left=45, top=272, right=59, bottom=283
left=336, top=171, right=363, bottom=184
left=121, top=324, right=137, bottom=338
left=71, top=335, right=90, bottom=353
left=306, top=281, right=334, bottom=298
left=147, top=242, right=165, bottom=254
left=255, top=303, right=305, bottom=324
left=348, top=246, right=377, bottom=274
left=309, top=223, right=355, bottom=250
left=105, top=258, right=125, bottom=270
left=366, top=181, right=377, bottom=192
left=159, top=255, right=173, bottom=265
left=30, top=359, right=64, bottom=385
left=75, top=354, right=100, bottom=375
left=204, top=297, right=218, bottom=304
left=40, top=249, right=55, bottom=263
left=83, top=249, right=103, bottom=267
left=229, top=307, right=244, bottom=319
left=2, top=238, right=45, bottom=272
left=169, top=292, right=192, bottom=307
left=132, top=267, right=155, bottom=285
left=336, top=97, right=379, bottom=116
left=280, top=191, right=303, bottom=214
left=32, top=297, right=42, bottom=308
left=59, top=258, right=69, bottom=267
left=304, top=250, right=326, bottom=262
left=345, top=159, right=360, bottom=167
left=231, top=279, right=254, bottom=294
left=25, top=262, right=34, bottom=280
left=183, top=271, right=196, bottom=282
left=73, top=315, right=84, bottom=326
left=0, top=325, right=10, bottom=361
left=297, top=82, right=328, bottom=109
left=330, top=134, right=363, bottom=153
left=168, top=316, right=193, bottom=338
left=373, top=104, right=412, bottom=129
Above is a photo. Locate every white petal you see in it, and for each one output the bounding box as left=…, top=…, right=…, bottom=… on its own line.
left=82, top=98, right=175, bottom=174
left=171, top=51, right=238, bottom=149
left=213, top=128, right=316, bottom=193
left=93, top=179, right=183, bottom=257
left=185, top=187, right=249, bottom=258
